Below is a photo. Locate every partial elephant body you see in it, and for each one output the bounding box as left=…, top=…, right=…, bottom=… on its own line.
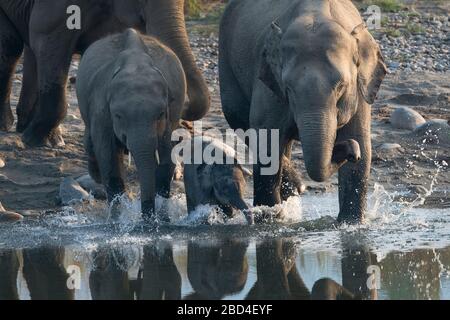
left=0, top=0, right=210, bottom=146
left=183, top=136, right=251, bottom=222
left=219, top=0, right=387, bottom=222
left=76, top=29, right=186, bottom=223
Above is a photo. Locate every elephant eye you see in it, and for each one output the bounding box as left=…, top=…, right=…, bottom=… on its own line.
left=115, top=114, right=122, bottom=120
left=158, top=110, right=165, bottom=120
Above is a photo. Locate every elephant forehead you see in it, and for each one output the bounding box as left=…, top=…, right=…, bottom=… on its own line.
left=110, top=71, right=168, bottom=97
left=284, top=18, right=354, bottom=53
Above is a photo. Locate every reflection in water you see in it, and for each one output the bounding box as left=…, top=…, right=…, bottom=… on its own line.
left=186, top=239, right=249, bottom=300
left=340, top=234, right=379, bottom=300
left=247, top=239, right=309, bottom=300
left=139, top=242, right=181, bottom=300
left=1, top=235, right=450, bottom=300
left=22, top=247, right=74, bottom=300
left=89, top=247, right=133, bottom=300
left=0, top=250, right=19, bottom=300
left=381, top=250, right=442, bottom=300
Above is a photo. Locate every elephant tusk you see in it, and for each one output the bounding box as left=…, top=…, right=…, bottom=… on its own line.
left=128, top=153, right=132, bottom=168
left=155, top=150, right=160, bottom=166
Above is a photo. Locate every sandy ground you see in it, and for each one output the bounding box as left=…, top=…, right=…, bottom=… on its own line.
left=0, top=16, right=449, bottom=216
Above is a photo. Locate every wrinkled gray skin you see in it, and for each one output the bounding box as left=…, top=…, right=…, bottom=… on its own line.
left=76, top=29, right=186, bottom=223
left=183, top=138, right=251, bottom=223
left=0, top=0, right=210, bottom=147
left=219, top=0, right=387, bottom=223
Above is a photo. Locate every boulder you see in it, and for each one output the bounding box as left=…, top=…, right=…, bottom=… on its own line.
left=390, top=107, right=426, bottom=131
left=414, top=119, right=450, bottom=145
left=76, top=174, right=107, bottom=200
left=376, top=143, right=404, bottom=158
left=59, top=177, right=90, bottom=205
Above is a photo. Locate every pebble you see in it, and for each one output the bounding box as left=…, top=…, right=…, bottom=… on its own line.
left=59, top=177, right=90, bottom=206
left=66, top=114, right=79, bottom=121
left=390, top=107, right=426, bottom=131
left=376, top=10, right=449, bottom=73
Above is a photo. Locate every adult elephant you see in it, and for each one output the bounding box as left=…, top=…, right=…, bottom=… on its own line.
left=219, top=0, right=387, bottom=223
left=0, top=0, right=210, bottom=146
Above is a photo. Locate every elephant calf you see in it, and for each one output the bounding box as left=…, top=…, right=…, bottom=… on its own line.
left=76, top=29, right=186, bottom=223
left=183, top=137, right=253, bottom=224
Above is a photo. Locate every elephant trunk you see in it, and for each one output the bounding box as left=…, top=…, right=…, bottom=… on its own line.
left=297, top=110, right=361, bottom=183
left=297, top=112, right=341, bottom=183
left=144, top=0, right=210, bottom=120
left=129, top=138, right=158, bottom=223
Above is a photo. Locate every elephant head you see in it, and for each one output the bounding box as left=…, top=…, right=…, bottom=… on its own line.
left=108, top=36, right=173, bottom=219
left=210, top=164, right=250, bottom=214
left=138, top=0, right=211, bottom=121
left=259, top=17, right=386, bottom=182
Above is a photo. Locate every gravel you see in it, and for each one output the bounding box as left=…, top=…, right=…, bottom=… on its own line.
left=188, top=8, right=449, bottom=86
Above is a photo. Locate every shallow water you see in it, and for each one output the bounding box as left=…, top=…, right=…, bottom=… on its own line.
left=0, top=186, right=449, bottom=300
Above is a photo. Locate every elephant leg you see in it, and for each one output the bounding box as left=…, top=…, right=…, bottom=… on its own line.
left=219, top=56, right=250, bottom=131
left=253, top=130, right=285, bottom=208
left=84, top=130, right=101, bottom=184
left=0, top=10, right=23, bottom=132
left=155, top=134, right=175, bottom=223
left=16, top=46, right=38, bottom=133
left=92, top=130, right=126, bottom=205
left=99, top=150, right=126, bottom=205
left=336, top=102, right=371, bottom=223
left=280, top=142, right=305, bottom=201
left=155, top=133, right=175, bottom=199
left=22, top=34, right=73, bottom=147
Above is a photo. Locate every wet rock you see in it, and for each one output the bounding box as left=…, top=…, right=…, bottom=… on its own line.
left=76, top=174, right=107, bottom=200
left=414, top=119, right=450, bottom=145
left=390, top=107, right=426, bottom=131
left=59, top=177, right=90, bottom=205
left=376, top=143, right=404, bottom=158
left=0, top=201, right=24, bottom=223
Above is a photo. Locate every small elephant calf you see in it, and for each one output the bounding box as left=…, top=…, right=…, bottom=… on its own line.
left=183, top=137, right=253, bottom=224
left=76, top=29, right=186, bottom=223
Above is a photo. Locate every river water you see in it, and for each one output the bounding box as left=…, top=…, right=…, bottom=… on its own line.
left=0, top=185, right=449, bottom=300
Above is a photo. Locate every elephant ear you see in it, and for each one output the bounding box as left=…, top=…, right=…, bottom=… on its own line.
left=259, top=22, right=285, bottom=100
left=352, top=24, right=388, bottom=105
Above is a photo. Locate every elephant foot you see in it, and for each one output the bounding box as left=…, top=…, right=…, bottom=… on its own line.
left=337, top=211, right=364, bottom=225
left=332, top=139, right=361, bottom=164
left=0, top=106, right=14, bottom=132
left=48, top=127, right=66, bottom=147
left=22, top=125, right=65, bottom=148
left=16, top=116, right=32, bottom=133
